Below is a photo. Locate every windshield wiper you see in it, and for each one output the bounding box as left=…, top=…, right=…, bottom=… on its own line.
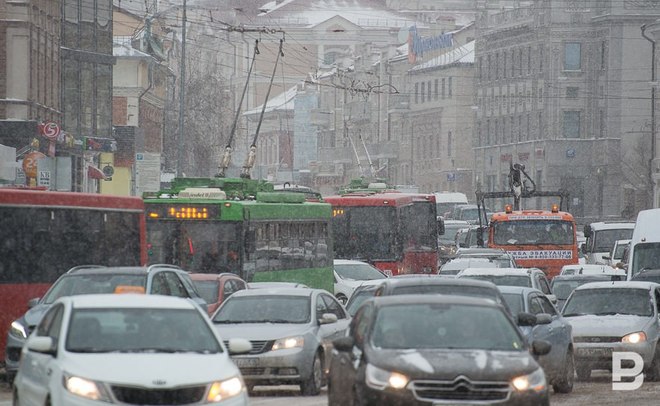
left=120, top=347, right=180, bottom=353
left=562, top=312, right=589, bottom=317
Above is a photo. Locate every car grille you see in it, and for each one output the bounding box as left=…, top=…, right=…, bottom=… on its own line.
left=239, top=367, right=267, bottom=375
left=111, top=385, right=206, bottom=405
left=574, top=336, right=621, bottom=343
left=224, top=340, right=273, bottom=354
left=411, top=377, right=510, bottom=402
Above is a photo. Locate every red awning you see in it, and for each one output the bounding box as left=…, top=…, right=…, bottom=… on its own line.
left=87, top=165, right=106, bottom=180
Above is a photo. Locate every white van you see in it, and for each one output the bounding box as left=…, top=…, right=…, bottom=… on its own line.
left=627, top=209, right=660, bottom=280
left=582, top=221, right=635, bottom=265
left=434, top=192, right=469, bottom=218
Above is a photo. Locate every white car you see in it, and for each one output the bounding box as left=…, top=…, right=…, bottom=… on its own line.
left=13, top=294, right=251, bottom=406
left=559, top=263, right=626, bottom=277
left=333, top=259, right=388, bottom=304
left=456, top=267, right=557, bottom=305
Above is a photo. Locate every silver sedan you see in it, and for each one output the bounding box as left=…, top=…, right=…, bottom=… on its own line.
left=211, top=288, right=350, bottom=396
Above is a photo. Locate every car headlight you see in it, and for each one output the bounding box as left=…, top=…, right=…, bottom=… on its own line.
left=9, top=321, right=28, bottom=339
left=272, top=336, right=304, bottom=351
left=365, top=364, right=409, bottom=390
left=63, top=374, right=112, bottom=401
left=207, top=376, right=244, bottom=402
left=511, top=368, right=546, bottom=393
left=622, top=332, right=647, bottom=344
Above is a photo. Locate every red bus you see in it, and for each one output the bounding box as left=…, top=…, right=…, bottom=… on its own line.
left=324, top=192, right=438, bottom=276
left=0, top=188, right=147, bottom=361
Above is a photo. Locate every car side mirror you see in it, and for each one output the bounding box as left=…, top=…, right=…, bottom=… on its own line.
left=531, top=340, right=552, bottom=356
left=227, top=338, right=252, bottom=355
left=27, top=336, right=56, bottom=356
left=602, top=255, right=611, bottom=261
left=517, top=312, right=537, bottom=327
left=333, top=336, right=355, bottom=352
left=27, top=297, right=40, bottom=309
left=546, top=294, right=558, bottom=305
left=580, top=243, right=587, bottom=255
left=535, top=313, right=552, bottom=325
left=319, top=313, right=338, bottom=325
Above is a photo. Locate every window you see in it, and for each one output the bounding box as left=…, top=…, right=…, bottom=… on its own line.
left=538, top=295, right=557, bottom=315
left=434, top=79, right=439, bottom=100
left=415, top=83, right=419, bottom=104
left=322, top=294, right=346, bottom=319
left=566, top=87, right=579, bottom=99
left=316, top=295, right=328, bottom=318
left=427, top=80, right=432, bottom=101
left=564, top=42, right=581, bottom=71
left=600, top=41, right=607, bottom=70
left=447, top=131, right=452, bottom=157
left=528, top=296, right=544, bottom=315
left=539, top=45, right=544, bottom=72
left=448, top=77, right=453, bottom=97
left=421, top=82, right=425, bottom=103
left=442, top=78, right=446, bottom=99
left=563, top=111, right=581, bottom=138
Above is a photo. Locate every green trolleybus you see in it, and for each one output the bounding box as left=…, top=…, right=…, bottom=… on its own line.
left=143, top=177, right=334, bottom=292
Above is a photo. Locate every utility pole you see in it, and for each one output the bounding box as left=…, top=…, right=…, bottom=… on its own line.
left=177, top=0, right=187, bottom=177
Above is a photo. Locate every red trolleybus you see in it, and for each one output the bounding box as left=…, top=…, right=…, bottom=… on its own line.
left=324, top=192, right=438, bottom=276
left=0, top=187, right=146, bottom=362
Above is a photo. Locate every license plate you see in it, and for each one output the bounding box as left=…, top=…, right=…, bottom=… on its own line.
left=578, top=348, right=609, bottom=358
left=234, top=358, right=259, bottom=367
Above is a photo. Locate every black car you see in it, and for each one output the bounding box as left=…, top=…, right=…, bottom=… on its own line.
left=328, top=295, right=551, bottom=405
left=373, top=276, right=513, bottom=316
left=550, top=274, right=619, bottom=311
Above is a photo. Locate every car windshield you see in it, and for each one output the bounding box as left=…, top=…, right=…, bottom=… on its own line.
left=551, top=280, right=583, bottom=300
left=66, top=308, right=221, bottom=354
left=335, top=263, right=386, bottom=280
left=213, top=295, right=311, bottom=323
left=439, top=224, right=468, bottom=245
left=371, top=303, right=524, bottom=351
left=346, top=289, right=377, bottom=316
left=501, top=293, right=524, bottom=317
left=42, top=274, right=147, bottom=304
left=563, top=288, right=653, bottom=317
left=460, top=274, right=532, bottom=288
left=192, top=280, right=220, bottom=304
left=592, top=229, right=633, bottom=252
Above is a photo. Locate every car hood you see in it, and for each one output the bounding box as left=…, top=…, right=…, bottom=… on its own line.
left=61, top=353, right=237, bottom=386
left=214, top=323, right=312, bottom=340
left=367, top=348, right=538, bottom=381
left=566, top=315, right=652, bottom=337
left=23, top=304, right=51, bottom=327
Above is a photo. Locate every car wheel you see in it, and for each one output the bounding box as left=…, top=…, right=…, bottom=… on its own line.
left=12, top=389, right=19, bottom=406
left=300, top=353, right=323, bottom=396
left=552, top=350, right=575, bottom=393
left=336, top=294, right=348, bottom=305
left=576, top=365, right=591, bottom=381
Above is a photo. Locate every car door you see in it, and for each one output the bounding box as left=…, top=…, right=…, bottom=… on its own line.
left=19, top=303, right=64, bottom=406
left=528, top=293, right=563, bottom=376
left=322, top=293, right=351, bottom=338
left=330, top=303, right=373, bottom=405
left=535, top=272, right=557, bottom=304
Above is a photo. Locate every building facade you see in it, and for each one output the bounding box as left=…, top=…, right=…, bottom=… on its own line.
left=473, top=0, right=660, bottom=220
left=0, top=0, right=61, bottom=159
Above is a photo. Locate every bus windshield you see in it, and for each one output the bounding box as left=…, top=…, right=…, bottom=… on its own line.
left=492, top=220, right=574, bottom=245
left=146, top=221, right=242, bottom=274
left=333, top=206, right=397, bottom=260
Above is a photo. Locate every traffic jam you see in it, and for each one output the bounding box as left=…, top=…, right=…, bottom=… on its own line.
left=2, top=171, right=660, bottom=406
